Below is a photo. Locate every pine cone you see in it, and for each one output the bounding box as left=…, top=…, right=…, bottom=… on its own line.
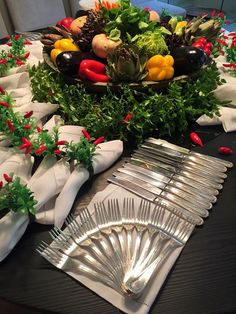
left=75, top=10, right=106, bottom=52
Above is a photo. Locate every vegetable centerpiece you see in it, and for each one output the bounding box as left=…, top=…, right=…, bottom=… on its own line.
left=40, top=0, right=222, bottom=84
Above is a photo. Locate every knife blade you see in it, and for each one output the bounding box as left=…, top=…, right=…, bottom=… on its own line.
left=107, top=176, right=204, bottom=226
left=129, top=157, right=219, bottom=200
left=131, top=153, right=223, bottom=191
left=139, top=144, right=227, bottom=181
left=147, top=138, right=233, bottom=169
left=113, top=171, right=209, bottom=218
left=116, top=166, right=213, bottom=210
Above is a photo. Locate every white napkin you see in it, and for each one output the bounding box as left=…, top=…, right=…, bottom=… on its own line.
left=197, top=34, right=236, bottom=131
left=0, top=212, right=29, bottom=262
left=66, top=184, right=194, bottom=314
left=34, top=138, right=123, bottom=226
left=0, top=154, right=34, bottom=262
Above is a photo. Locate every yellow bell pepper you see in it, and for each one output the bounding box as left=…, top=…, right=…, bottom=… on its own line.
left=146, top=55, right=174, bottom=81
left=50, top=48, right=63, bottom=63
left=54, top=38, right=79, bottom=52
left=50, top=38, right=79, bottom=63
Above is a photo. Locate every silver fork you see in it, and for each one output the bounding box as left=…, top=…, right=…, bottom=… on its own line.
left=124, top=221, right=193, bottom=298
left=49, top=227, right=117, bottom=281
left=65, top=210, right=118, bottom=283
left=107, top=198, right=126, bottom=265
left=133, top=202, right=166, bottom=271
left=37, top=242, right=120, bottom=291
left=94, top=201, right=124, bottom=281
left=122, top=197, right=135, bottom=272
left=124, top=210, right=180, bottom=283
left=123, top=199, right=151, bottom=284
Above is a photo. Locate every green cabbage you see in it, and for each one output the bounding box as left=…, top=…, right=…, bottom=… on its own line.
left=132, top=28, right=170, bottom=57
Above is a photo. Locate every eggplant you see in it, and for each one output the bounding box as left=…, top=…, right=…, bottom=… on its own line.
left=171, top=46, right=207, bottom=76
left=56, top=51, right=104, bottom=76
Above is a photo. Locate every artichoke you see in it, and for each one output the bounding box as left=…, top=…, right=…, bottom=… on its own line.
left=107, top=44, right=148, bottom=83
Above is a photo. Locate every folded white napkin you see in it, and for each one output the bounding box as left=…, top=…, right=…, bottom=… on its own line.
left=0, top=154, right=34, bottom=262
left=197, top=34, right=236, bottom=131
left=66, top=184, right=194, bottom=314
left=34, top=138, right=123, bottom=226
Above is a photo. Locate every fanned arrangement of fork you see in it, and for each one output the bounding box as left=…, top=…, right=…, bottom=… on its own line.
left=108, top=138, right=233, bottom=226
left=37, top=198, right=194, bottom=298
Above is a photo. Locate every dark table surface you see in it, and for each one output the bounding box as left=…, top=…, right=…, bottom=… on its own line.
left=1, top=125, right=236, bottom=314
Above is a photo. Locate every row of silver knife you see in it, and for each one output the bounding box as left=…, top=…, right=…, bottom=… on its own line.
left=108, top=138, right=233, bottom=226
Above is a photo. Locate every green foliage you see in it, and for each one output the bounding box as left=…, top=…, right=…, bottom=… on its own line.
left=0, top=35, right=29, bottom=77
left=101, top=0, right=157, bottom=39
left=65, top=137, right=96, bottom=170
left=0, top=174, right=37, bottom=215
left=29, top=60, right=229, bottom=144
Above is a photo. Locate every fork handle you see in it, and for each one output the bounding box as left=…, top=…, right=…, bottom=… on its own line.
left=123, top=241, right=176, bottom=297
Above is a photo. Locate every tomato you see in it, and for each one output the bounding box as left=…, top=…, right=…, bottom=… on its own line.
left=192, top=42, right=204, bottom=49
left=195, top=37, right=207, bottom=45
left=57, top=17, right=74, bottom=31
left=205, top=42, right=214, bottom=51
left=204, top=48, right=211, bottom=56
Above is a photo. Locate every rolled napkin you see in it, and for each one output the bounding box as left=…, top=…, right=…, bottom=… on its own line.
left=197, top=40, right=236, bottom=131
left=33, top=135, right=123, bottom=226
left=0, top=212, right=29, bottom=262
left=0, top=154, right=34, bottom=261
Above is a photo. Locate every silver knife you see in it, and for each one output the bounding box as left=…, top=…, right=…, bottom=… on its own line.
left=116, top=167, right=213, bottom=210
left=107, top=176, right=204, bottom=226
left=129, top=158, right=219, bottom=200
left=131, top=153, right=223, bottom=191
left=113, top=172, right=209, bottom=218
left=147, top=138, right=233, bottom=169
left=139, top=144, right=227, bottom=181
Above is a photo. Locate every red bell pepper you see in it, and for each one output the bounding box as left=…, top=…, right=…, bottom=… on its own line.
left=79, top=60, right=110, bottom=83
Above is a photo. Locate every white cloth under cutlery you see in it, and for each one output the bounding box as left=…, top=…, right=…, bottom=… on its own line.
left=65, top=183, right=194, bottom=314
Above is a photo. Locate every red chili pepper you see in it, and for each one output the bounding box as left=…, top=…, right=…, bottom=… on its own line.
left=5, top=35, right=10, bottom=40
left=82, top=129, right=91, bottom=140
left=122, top=112, right=134, bottom=125
left=0, top=181, right=3, bottom=188
left=0, top=86, right=5, bottom=95
left=93, top=136, right=105, bottom=145
left=20, top=137, right=31, bottom=154
left=0, top=101, right=10, bottom=107
left=23, top=124, right=31, bottom=130
left=3, top=173, right=12, bottom=182
left=217, top=39, right=228, bottom=46
left=211, top=10, right=216, bottom=17
left=23, top=41, right=32, bottom=45
left=190, top=132, right=203, bottom=147
left=14, top=56, right=20, bottom=61
left=79, top=60, right=110, bottom=83
left=7, top=53, right=12, bottom=58
left=0, top=58, right=7, bottom=65
left=34, top=146, right=47, bottom=155
left=36, top=126, right=42, bottom=133
left=55, top=140, right=68, bottom=146
left=54, top=149, right=62, bottom=155
left=228, top=33, right=236, bottom=37
left=7, top=119, right=14, bottom=132
left=23, top=111, right=33, bottom=118
left=224, top=20, right=231, bottom=25
left=223, top=63, right=236, bottom=69
left=16, top=61, right=25, bottom=66
left=217, top=12, right=224, bottom=19
left=23, top=52, right=30, bottom=60
left=6, top=42, right=12, bottom=46
left=218, top=146, right=233, bottom=155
